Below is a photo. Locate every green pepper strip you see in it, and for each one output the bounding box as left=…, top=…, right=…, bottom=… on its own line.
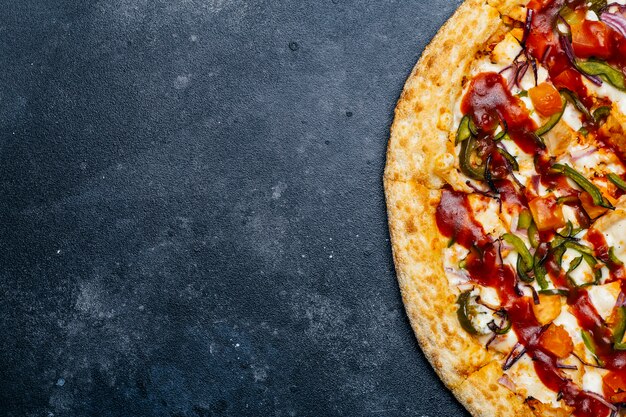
left=457, top=291, right=479, bottom=335
left=528, top=222, right=540, bottom=249
left=593, top=106, right=611, bottom=125
left=539, top=288, right=569, bottom=296
left=608, top=173, right=626, bottom=192
left=455, top=115, right=472, bottom=145
left=503, top=233, right=534, bottom=271
left=497, top=147, right=519, bottom=171
left=609, top=247, right=624, bottom=267
left=536, top=92, right=567, bottom=136
left=558, top=221, right=574, bottom=238
left=613, top=306, right=626, bottom=350
left=460, top=135, right=485, bottom=180
left=563, top=240, right=595, bottom=256
left=560, top=89, right=593, bottom=122
left=493, top=119, right=508, bottom=142
left=491, top=312, right=512, bottom=335
left=556, top=196, right=579, bottom=205
left=517, top=209, right=532, bottom=230
left=533, top=253, right=550, bottom=290
left=587, top=0, right=607, bottom=13
left=582, top=330, right=605, bottom=366
left=567, top=256, right=583, bottom=274
left=553, top=245, right=567, bottom=269
left=517, top=255, right=534, bottom=283
left=563, top=240, right=601, bottom=281
left=550, top=163, right=614, bottom=209
left=577, top=59, right=626, bottom=91
left=559, top=5, right=583, bottom=25
left=469, top=117, right=479, bottom=136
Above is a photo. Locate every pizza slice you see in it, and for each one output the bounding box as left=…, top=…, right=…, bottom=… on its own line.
left=385, top=1, right=626, bottom=416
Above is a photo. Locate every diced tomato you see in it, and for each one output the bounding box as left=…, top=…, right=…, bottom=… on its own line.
left=603, top=371, right=626, bottom=402
left=571, top=20, right=613, bottom=59
left=580, top=192, right=610, bottom=219
left=528, top=82, right=563, bottom=117
left=538, top=325, right=574, bottom=358
left=532, top=294, right=562, bottom=325
left=552, top=69, right=582, bottom=93
left=528, top=195, right=566, bottom=231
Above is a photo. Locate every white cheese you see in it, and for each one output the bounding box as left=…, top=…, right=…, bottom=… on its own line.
left=553, top=306, right=584, bottom=345
left=505, top=355, right=559, bottom=405
left=561, top=104, right=583, bottom=131
left=492, top=33, right=523, bottom=65
left=592, top=199, right=626, bottom=265
left=561, top=248, right=595, bottom=286
left=468, top=195, right=506, bottom=236
left=584, top=78, right=626, bottom=115
left=443, top=245, right=471, bottom=287
left=585, top=10, right=599, bottom=21
left=587, top=281, right=621, bottom=321
left=480, top=286, right=501, bottom=309
left=562, top=205, right=580, bottom=228
left=582, top=368, right=606, bottom=395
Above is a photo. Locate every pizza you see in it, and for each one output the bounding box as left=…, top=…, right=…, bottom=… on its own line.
left=384, top=1, right=626, bottom=416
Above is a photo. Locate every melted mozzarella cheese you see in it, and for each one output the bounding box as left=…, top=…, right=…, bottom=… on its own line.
left=553, top=306, right=584, bottom=345
left=443, top=245, right=471, bottom=287
left=592, top=199, right=626, bottom=264
left=505, top=355, right=560, bottom=405
left=480, top=286, right=501, bottom=309
left=582, top=368, right=607, bottom=395
left=468, top=195, right=507, bottom=236
left=585, top=78, right=626, bottom=115
left=587, top=281, right=621, bottom=321
left=561, top=104, right=583, bottom=131
left=561, top=248, right=595, bottom=286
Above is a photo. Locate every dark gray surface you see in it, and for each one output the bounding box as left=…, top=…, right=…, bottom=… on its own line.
left=0, top=1, right=471, bottom=416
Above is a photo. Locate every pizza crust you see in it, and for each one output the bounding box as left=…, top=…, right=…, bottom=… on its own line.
left=384, top=0, right=541, bottom=416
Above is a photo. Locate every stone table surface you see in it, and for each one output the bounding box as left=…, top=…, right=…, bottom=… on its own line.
left=0, top=1, right=471, bottom=416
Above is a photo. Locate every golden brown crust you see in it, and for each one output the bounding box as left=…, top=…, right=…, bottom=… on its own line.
left=384, top=0, right=502, bottom=186
left=453, top=362, right=535, bottom=417
left=384, top=0, right=542, bottom=416
left=385, top=180, right=497, bottom=388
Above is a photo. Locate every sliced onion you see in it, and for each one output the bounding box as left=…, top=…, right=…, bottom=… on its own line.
left=601, top=12, right=626, bottom=38
left=559, top=34, right=603, bottom=86
left=570, top=146, right=598, bottom=162
left=516, top=61, right=530, bottom=88
left=498, top=374, right=516, bottom=391
left=525, top=284, right=540, bottom=305
left=503, top=343, right=527, bottom=370
left=604, top=3, right=626, bottom=14
left=531, top=175, right=541, bottom=194
left=618, top=292, right=626, bottom=308
left=556, top=361, right=577, bottom=370
left=583, top=391, right=617, bottom=412
left=521, top=9, right=534, bottom=46
left=571, top=351, right=605, bottom=369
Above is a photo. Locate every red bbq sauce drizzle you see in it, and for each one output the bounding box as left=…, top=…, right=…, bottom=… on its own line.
left=461, top=72, right=542, bottom=154
left=434, top=0, right=626, bottom=414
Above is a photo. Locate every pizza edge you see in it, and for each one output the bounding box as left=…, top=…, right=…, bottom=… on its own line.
left=384, top=0, right=544, bottom=416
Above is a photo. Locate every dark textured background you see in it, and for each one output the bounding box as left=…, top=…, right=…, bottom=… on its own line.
left=0, top=1, right=471, bottom=416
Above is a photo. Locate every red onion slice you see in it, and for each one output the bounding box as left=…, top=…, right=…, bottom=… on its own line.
left=503, top=343, right=527, bottom=370
left=570, top=146, right=598, bottom=162
left=498, top=374, right=516, bottom=391
left=521, top=9, right=534, bottom=47
left=583, top=391, right=617, bottom=412
left=559, top=34, right=603, bottom=86
left=601, top=12, right=626, bottom=38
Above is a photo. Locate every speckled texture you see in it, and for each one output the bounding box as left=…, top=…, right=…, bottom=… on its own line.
left=0, top=1, right=469, bottom=416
